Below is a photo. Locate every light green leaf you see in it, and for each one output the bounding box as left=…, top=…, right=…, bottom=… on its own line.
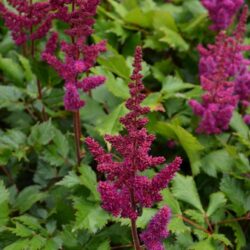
left=124, top=8, right=153, bottom=28
left=4, top=239, right=30, bottom=250
left=159, top=27, right=189, bottom=52
left=153, top=10, right=177, bottom=31
left=188, top=239, right=215, bottom=250
left=97, top=240, right=110, bottom=250
left=98, top=53, right=130, bottom=80
left=97, top=104, right=128, bottom=136
left=201, top=150, right=234, bottom=177
left=230, top=111, right=249, bottom=139
left=207, top=192, right=227, bottom=217
left=17, top=54, right=35, bottom=83
left=9, top=222, right=34, bottom=237
left=211, top=233, right=232, bottom=247
left=0, top=54, right=24, bottom=85
left=172, top=174, right=204, bottom=212
left=73, top=198, right=110, bottom=233
left=56, top=171, right=81, bottom=188
left=79, top=165, right=100, bottom=201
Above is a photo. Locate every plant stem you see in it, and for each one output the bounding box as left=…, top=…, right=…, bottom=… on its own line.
left=29, top=0, right=47, bottom=121
left=73, top=110, right=82, bottom=166
left=129, top=189, right=141, bottom=250
left=177, top=214, right=211, bottom=234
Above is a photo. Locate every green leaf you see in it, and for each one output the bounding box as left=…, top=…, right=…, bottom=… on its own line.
left=97, top=240, right=110, bottom=250
left=211, top=233, right=232, bottom=247
left=0, top=85, right=24, bottom=109
left=201, top=150, right=234, bottom=177
left=0, top=54, right=24, bottom=85
left=56, top=171, right=81, bottom=188
left=79, top=165, right=100, bottom=201
left=4, top=239, right=30, bottom=250
left=0, top=180, right=9, bottom=226
left=15, top=186, right=47, bottom=213
left=225, top=222, right=246, bottom=250
left=159, top=27, right=189, bottom=52
left=97, top=104, right=128, bottom=136
left=230, top=111, right=249, bottom=139
left=9, top=222, right=34, bottom=237
left=123, top=8, right=153, bottom=28
left=13, top=215, right=43, bottom=232
left=98, top=53, right=130, bottom=79
left=17, top=54, right=35, bottom=83
left=28, top=120, right=55, bottom=146
left=188, top=239, right=215, bottom=250
left=108, top=0, right=128, bottom=18
left=220, top=176, right=247, bottom=215
left=73, top=198, right=110, bottom=233
left=207, top=192, right=227, bottom=217
left=155, top=122, right=204, bottom=175
left=29, top=235, right=46, bottom=250
left=172, top=174, right=204, bottom=212
left=153, top=10, right=177, bottom=31
left=185, top=209, right=205, bottom=225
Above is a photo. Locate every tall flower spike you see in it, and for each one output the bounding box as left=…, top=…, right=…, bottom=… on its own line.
left=140, top=207, right=171, bottom=250
left=86, top=46, right=182, bottom=249
left=189, top=6, right=250, bottom=134
left=42, top=0, right=106, bottom=111
left=0, top=0, right=52, bottom=45
left=201, top=0, right=244, bottom=31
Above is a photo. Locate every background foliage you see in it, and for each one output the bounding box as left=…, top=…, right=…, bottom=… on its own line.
left=0, top=0, right=250, bottom=249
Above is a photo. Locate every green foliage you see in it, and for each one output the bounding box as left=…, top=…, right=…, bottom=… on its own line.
left=0, top=0, right=249, bottom=249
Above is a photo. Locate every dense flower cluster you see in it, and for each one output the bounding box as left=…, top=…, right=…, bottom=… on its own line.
left=201, top=0, right=243, bottom=30
left=86, top=46, right=182, bottom=248
left=0, top=0, right=52, bottom=45
left=190, top=6, right=250, bottom=134
left=42, top=0, right=106, bottom=111
left=140, top=207, right=171, bottom=250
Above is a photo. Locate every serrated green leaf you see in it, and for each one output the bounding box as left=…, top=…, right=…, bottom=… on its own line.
left=9, top=222, right=34, bottom=237
left=225, top=222, right=246, bottom=250
left=185, top=209, right=205, bottom=225
left=97, top=240, right=110, bottom=250
left=29, top=235, right=46, bottom=250
left=207, top=192, right=227, bottom=217
left=172, top=174, right=204, bottom=212
left=97, top=104, right=128, bottom=136
left=220, top=176, right=247, bottom=215
left=4, top=239, right=30, bottom=250
left=211, top=233, right=232, bottom=247
left=79, top=165, right=100, bottom=201
left=0, top=180, right=9, bottom=226
left=28, top=120, right=55, bottom=146
left=188, top=239, right=215, bottom=250
left=15, top=186, right=47, bottom=213
left=230, top=111, right=249, bottom=139
left=17, top=54, right=34, bottom=83
left=201, top=150, right=234, bottom=177
left=56, top=171, right=81, bottom=188
left=73, top=198, right=110, bottom=233
left=159, top=27, right=189, bottom=52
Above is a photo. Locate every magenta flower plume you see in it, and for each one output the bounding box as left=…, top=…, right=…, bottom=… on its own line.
left=201, top=0, right=243, bottom=31
left=140, top=207, right=171, bottom=250
left=85, top=46, right=182, bottom=220
left=42, top=0, right=106, bottom=111
left=189, top=6, right=250, bottom=134
left=0, top=0, right=52, bottom=45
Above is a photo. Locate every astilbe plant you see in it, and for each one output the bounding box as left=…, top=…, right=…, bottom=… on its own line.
left=42, top=0, right=106, bottom=165
left=189, top=6, right=250, bottom=134
left=0, top=0, right=52, bottom=45
left=0, top=0, right=53, bottom=120
left=86, top=46, right=182, bottom=250
left=201, top=0, right=243, bottom=31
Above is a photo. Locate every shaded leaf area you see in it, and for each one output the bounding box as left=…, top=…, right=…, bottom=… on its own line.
left=0, top=0, right=250, bottom=249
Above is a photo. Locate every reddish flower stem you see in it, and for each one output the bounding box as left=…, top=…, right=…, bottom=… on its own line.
left=29, top=0, right=47, bottom=121
left=73, top=110, right=82, bottom=166
left=130, top=189, right=141, bottom=250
